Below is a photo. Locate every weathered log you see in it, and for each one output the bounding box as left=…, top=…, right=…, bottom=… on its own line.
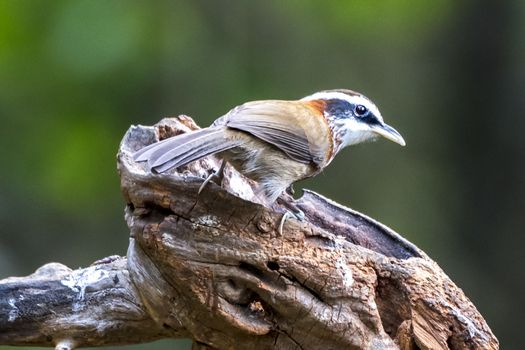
left=0, top=258, right=182, bottom=349
left=0, top=116, right=498, bottom=349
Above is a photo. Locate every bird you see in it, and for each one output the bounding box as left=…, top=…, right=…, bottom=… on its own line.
left=134, top=89, right=405, bottom=230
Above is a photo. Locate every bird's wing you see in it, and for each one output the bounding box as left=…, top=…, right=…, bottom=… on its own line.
left=134, top=127, right=242, bottom=172
left=222, top=100, right=328, bottom=165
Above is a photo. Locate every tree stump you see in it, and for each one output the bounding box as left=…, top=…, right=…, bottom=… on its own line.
left=0, top=116, right=498, bottom=350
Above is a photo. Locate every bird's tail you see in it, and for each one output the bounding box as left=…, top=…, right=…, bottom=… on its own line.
left=133, top=127, right=240, bottom=173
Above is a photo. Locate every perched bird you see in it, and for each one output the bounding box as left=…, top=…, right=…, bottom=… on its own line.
left=134, top=89, right=405, bottom=215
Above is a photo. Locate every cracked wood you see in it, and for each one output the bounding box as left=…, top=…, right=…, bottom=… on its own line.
left=0, top=116, right=498, bottom=350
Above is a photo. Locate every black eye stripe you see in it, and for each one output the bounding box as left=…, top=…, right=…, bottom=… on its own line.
left=324, top=99, right=379, bottom=125
left=325, top=99, right=353, bottom=118
left=360, top=114, right=381, bottom=125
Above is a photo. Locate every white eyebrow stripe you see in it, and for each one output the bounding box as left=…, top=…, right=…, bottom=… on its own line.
left=301, top=91, right=383, bottom=122
left=301, top=91, right=360, bottom=103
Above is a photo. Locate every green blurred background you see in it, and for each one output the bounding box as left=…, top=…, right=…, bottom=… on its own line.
left=0, top=0, right=523, bottom=349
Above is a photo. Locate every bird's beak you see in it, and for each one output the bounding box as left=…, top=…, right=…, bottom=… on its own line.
left=372, top=123, right=406, bottom=146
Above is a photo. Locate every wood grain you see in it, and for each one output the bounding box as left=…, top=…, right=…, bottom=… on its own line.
left=0, top=116, right=498, bottom=349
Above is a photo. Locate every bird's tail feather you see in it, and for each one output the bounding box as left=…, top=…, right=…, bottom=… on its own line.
left=133, top=127, right=241, bottom=173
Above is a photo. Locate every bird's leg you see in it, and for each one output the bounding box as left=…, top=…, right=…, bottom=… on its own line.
left=276, top=194, right=305, bottom=235
left=198, top=160, right=226, bottom=194
left=285, top=183, right=295, bottom=196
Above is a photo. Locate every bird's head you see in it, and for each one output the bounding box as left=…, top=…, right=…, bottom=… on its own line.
left=302, top=89, right=405, bottom=148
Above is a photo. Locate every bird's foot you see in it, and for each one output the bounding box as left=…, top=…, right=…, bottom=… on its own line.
left=276, top=194, right=305, bottom=235
left=278, top=208, right=305, bottom=235
left=198, top=171, right=218, bottom=194
left=198, top=160, right=226, bottom=194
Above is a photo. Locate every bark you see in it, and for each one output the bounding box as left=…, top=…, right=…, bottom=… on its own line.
left=0, top=116, right=498, bottom=349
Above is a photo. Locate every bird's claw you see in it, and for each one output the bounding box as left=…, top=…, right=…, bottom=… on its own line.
left=278, top=209, right=305, bottom=235
left=198, top=160, right=226, bottom=194
left=198, top=170, right=217, bottom=194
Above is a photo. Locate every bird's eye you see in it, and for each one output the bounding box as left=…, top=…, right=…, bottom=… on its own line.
left=355, top=105, right=368, bottom=116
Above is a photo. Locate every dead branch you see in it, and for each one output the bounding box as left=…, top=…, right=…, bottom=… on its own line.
left=0, top=257, right=182, bottom=349
left=0, top=116, right=498, bottom=350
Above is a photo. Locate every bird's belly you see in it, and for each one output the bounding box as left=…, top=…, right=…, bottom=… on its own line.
left=218, top=137, right=314, bottom=202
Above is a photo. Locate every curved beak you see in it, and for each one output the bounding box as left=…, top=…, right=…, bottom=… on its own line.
left=372, top=123, right=406, bottom=146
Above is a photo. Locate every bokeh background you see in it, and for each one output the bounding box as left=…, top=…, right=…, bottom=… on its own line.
left=1, top=1, right=523, bottom=349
